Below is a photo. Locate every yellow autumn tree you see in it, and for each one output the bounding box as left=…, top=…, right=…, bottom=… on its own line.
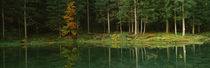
left=61, top=1, right=78, bottom=39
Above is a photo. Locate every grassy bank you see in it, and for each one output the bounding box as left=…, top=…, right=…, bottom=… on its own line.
left=79, top=32, right=209, bottom=44
left=0, top=32, right=209, bottom=46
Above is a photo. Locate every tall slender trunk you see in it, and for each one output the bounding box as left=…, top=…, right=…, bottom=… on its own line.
left=59, top=24, right=61, bottom=38
left=182, top=2, right=185, bottom=36
left=24, top=0, right=27, bottom=39
left=166, top=20, right=169, bottom=33
left=174, top=11, right=177, bottom=35
left=143, top=23, right=146, bottom=36
left=120, top=21, right=122, bottom=34
left=116, top=23, right=119, bottom=32
left=192, top=23, right=195, bottom=35
left=107, top=11, right=110, bottom=34
left=198, top=25, right=200, bottom=33
left=2, top=8, right=5, bottom=39
left=192, top=16, right=195, bottom=34
left=19, top=19, right=21, bottom=39
left=140, top=19, right=143, bottom=34
left=87, top=0, right=90, bottom=34
left=104, top=22, right=106, bottom=33
left=132, top=19, right=134, bottom=33
left=134, top=0, right=138, bottom=35
left=129, top=19, right=131, bottom=32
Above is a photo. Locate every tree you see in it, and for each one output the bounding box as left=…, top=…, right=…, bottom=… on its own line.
left=1, top=0, right=5, bottom=39
left=107, top=0, right=111, bottom=33
left=61, top=1, right=78, bottom=39
left=172, top=0, right=181, bottom=35
left=24, top=0, right=27, bottom=39
left=95, top=0, right=107, bottom=33
left=134, top=0, right=138, bottom=35
left=46, top=0, right=67, bottom=37
left=117, top=0, right=130, bottom=33
left=87, top=0, right=90, bottom=34
left=181, top=0, right=196, bottom=36
left=140, top=0, right=158, bottom=35
left=159, top=0, right=172, bottom=34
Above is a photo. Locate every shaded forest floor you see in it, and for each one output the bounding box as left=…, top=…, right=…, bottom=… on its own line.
left=0, top=32, right=210, bottom=46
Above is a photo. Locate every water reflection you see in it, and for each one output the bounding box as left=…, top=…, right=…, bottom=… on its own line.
left=1, top=44, right=210, bottom=68
left=135, top=48, right=138, bottom=68
left=183, top=45, right=186, bottom=68
left=3, top=48, right=5, bottom=68
left=109, top=48, right=111, bottom=68
left=61, top=45, right=78, bottom=68
left=25, top=45, right=28, bottom=68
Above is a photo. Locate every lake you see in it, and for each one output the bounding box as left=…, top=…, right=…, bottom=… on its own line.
left=0, top=43, right=210, bottom=68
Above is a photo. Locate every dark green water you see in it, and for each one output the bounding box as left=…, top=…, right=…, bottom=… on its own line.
left=0, top=44, right=210, bottom=68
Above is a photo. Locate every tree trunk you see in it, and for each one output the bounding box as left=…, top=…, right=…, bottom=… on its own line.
left=166, top=20, right=169, bottom=34
left=132, top=19, right=134, bottom=33
left=134, top=0, right=138, bottom=35
left=104, top=22, right=106, bottom=33
left=2, top=8, right=5, bottom=39
left=107, top=11, right=110, bottom=34
left=24, top=0, right=27, bottom=39
left=192, top=23, right=195, bottom=35
left=198, top=25, right=200, bottom=33
left=174, top=12, right=177, bottom=35
left=120, top=21, right=122, bottom=34
left=19, top=19, right=21, bottom=39
left=59, top=24, right=61, bottom=38
left=129, top=19, right=130, bottom=33
left=143, top=23, right=146, bottom=36
left=87, top=0, right=90, bottom=34
left=116, top=24, right=119, bottom=32
left=182, top=2, right=185, bottom=36
left=140, top=19, right=143, bottom=34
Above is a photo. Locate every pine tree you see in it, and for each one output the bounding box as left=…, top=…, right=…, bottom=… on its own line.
left=117, top=0, right=131, bottom=33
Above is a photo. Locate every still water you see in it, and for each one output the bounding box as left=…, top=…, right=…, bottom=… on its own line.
left=0, top=44, right=210, bottom=68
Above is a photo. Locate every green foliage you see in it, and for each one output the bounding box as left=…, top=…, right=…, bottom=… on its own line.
left=138, top=0, right=158, bottom=23
left=117, top=0, right=131, bottom=25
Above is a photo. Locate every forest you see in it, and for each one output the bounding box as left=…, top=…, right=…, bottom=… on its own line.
left=1, top=0, right=210, bottom=68
left=0, top=0, right=210, bottom=45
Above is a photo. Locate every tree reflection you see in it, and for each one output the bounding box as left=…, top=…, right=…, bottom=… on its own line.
left=3, top=48, right=5, bottom=68
left=61, top=45, right=78, bottom=68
